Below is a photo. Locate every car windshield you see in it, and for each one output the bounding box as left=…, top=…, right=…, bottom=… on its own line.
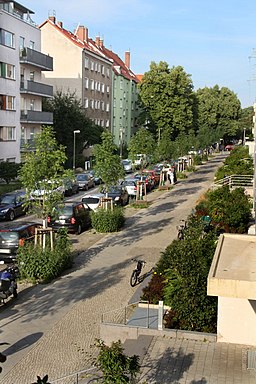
left=76, top=174, right=88, bottom=181
left=124, top=180, right=136, bottom=186
left=0, top=195, right=15, bottom=204
left=55, top=205, right=73, bottom=215
left=0, top=232, right=19, bottom=242
left=108, top=186, right=121, bottom=193
left=122, top=160, right=131, bottom=165
left=82, top=197, right=100, bottom=204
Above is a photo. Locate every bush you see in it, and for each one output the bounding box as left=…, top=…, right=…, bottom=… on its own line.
left=91, top=207, right=125, bottom=233
left=215, top=146, right=253, bottom=180
left=141, top=273, right=166, bottom=304
left=17, top=229, right=72, bottom=283
left=193, top=155, right=202, bottom=165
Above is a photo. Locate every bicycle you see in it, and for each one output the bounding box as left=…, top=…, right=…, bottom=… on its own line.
left=176, top=220, right=187, bottom=240
left=130, top=259, right=146, bottom=287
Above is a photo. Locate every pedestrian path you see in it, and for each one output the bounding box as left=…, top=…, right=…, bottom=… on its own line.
left=1, top=154, right=251, bottom=384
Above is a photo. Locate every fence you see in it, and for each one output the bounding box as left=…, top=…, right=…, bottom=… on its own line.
left=212, top=174, right=253, bottom=190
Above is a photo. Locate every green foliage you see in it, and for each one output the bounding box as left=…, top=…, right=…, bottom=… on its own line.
left=156, top=218, right=217, bottom=332
left=44, top=91, right=103, bottom=167
left=141, top=273, right=166, bottom=304
left=215, top=146, right=253, bottom=180
left=128, top=127, right=155, bottom=169
left=32, top=375, right=51, bottom=384
left=0, top=182, right=22, bottom=195
left=93, top=131, right=125, bottom=190
left=193, top=155, right=202, bottom=165
left=202, top=186, right=252, bottom=233
left=18, top=126, right=69, bottom=222
left=17, top=229, right=72, bottom=283
left=91, top=208, right=125, bottom=233
left=0, top=162, right=20, bottom=184
left=94, top=339, right=140, bottom=383
left=176, top=172, right=187, bottom=179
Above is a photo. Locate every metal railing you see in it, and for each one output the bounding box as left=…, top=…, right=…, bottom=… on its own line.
left=101, top=301, right=150, bottom=327
left=51, top=367, right=101, bottom=384
left=212, top=175, right=253, bottom=189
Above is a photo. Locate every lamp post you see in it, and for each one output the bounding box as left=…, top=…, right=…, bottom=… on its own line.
left=73, top=130, right=80, bottom=171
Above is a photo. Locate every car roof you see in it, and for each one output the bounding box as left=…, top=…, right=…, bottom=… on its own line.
left=0, top=222, right=40, bottom=231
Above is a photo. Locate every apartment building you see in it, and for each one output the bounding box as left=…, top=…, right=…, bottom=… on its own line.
left=0, top=0, right=53, bottom=163
left=40, top=18, right=112, bottom=130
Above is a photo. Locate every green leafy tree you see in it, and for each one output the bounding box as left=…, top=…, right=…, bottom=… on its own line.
left=44, top=91, right=103, bottom=168
left=128, top=127, right=155, bottom=170
left=139, top=62, right=196, bottom=155
left=0, top=162, right=20, bottom=184
left=93, top=131, right=124, bottom=192
left=18, top=126, right=70, bottom=228
left=94, top=339, right=140, bottom=383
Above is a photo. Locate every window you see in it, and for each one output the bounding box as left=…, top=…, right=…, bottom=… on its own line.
left=29, top=71, right=34, bottom=81
left=98, top=64, right=101, bottom=73
left=94, top=100, right=98, bottom=110
left=19, top=36, right=25, bottom=50
left=84, top=98, right=88, bottom=108
left=84, top=57, right=89, bottom=68
left=106, top=85, right=110, bottom=94
left=106, top=103, right=110, bottom=112
left=30, top=99, right=35, bottom=110
left=101, top=65, right=105, bottom=76
left=29, top=127, right=35, bottom=140
left=101, top=83, right=105, bottom=93
left=106, top=68, right=110, bottom=77
left=101, top=120, right=104, bottom=127
left=0, top=62, right=15, bottom=79
left=106, top=119, right=109, bottom=128
left=101, top=101, right=104, bottom=111
left=90, top=79, right=94, bottom=90
left=0, top=126, right=16, bottom=141
left=120, top=79, right=123, bottom=90
left=90, top=99, right=94, bottom=109
left=0, top=95, right=15, bottom=110
left=0, top=29, right=15, bottom=48
left=90, top=60, right=94, bottom=71
left=95, top=62, right=98, bottom=72
left=29, top=41, right=35, bottom=49
left=120, top=100, right=123, bottom=109
left=97, top=82, right=101, bottom=92
left=84, top=77, right=89, bottom=89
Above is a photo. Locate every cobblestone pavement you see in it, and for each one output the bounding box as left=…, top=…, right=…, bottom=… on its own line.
left=1, top=154, right=250, bottom=384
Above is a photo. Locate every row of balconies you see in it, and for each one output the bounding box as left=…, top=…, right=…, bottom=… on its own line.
left=20, top=47, right=53, bottom=71
left=20, top=80, right=53, bottom=97
left=20, top=110, right=53, bottom=124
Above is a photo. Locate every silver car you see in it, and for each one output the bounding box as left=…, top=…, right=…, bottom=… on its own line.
left=76, top=173, right=95, bottom=191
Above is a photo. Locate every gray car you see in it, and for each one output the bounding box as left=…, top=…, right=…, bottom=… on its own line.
left=76, top=173, right=95, bottom=190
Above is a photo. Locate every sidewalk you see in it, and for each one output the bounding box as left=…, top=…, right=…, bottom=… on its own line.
left=1, top=154, right=253, bottom=384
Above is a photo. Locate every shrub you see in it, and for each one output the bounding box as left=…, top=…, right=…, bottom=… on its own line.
left=176, top=172, right=187, bottom=180
left=17, top=229, right=72, bottom=283
left=90, top=207, right=125, bottom=233
left=193, top=155, right=202, bottom=165
left=141, top=273, right=166, bottom=304
left=215, top=146, right=253, bottom=180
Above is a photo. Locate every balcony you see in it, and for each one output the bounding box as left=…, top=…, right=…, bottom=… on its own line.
left=20, top=48, right=53, bottom=71
left=20, top=81, right=53, bottom=97
left=20, top=138, right=36, bottom=152
left=20, top=110, right=53, bottom=124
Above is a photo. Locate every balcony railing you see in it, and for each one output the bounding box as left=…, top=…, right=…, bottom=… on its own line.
left=20, top=48, right=53, bottom=71
left=20, top=110, right=53, bottom=124
left=20, top=81, right=53, bottom=97
left=20, top=138, right=36, bottom=152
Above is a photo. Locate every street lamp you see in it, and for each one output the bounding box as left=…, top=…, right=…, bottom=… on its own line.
left=73, top=130, right=80, bottom=171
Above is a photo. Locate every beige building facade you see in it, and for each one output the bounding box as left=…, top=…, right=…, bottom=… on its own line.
left=40, top=19, right=112, bottom=130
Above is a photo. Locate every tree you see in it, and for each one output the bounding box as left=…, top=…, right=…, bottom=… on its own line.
left=139, top=62, right=196, bottom=151
left=0, top=162, right=20, bottom=184
left=196, top=85, right=241, bottom=147
left=43, top=91, right=103, bottom=168
left=93, top=131, right=125, bottom=192
left=94, top=339, right=140, bottom=384
left=128, top=127, right=155, bottom=170
left=18, top=126, right=70, bottom=228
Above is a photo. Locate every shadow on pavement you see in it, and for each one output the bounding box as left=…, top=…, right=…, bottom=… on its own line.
left=3, top=332, right=43, bottom=357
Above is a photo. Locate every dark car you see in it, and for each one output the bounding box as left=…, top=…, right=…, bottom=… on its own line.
left=63, top=178, right=79, bottom=196
left=134, top=174, right=154, bottom=192
left=86, top=170, right=102, bottom=185
left=0, top=222, right=40, bottom=261
left=0, top=191, right=28, bottom=221
left=101, top=186, right=129, bottom=206
left=47, top=202, right=91, bottom=234
left=76, top=173, right=95, bottom=190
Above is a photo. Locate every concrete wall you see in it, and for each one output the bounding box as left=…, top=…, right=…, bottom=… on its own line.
left=217, top=296, right=256, bottom=345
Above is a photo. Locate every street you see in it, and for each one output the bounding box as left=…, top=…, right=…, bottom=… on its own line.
left=0, top=154, right=226, bottom=384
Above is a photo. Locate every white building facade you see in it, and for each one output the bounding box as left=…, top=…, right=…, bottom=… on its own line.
left=0, top=1, right=53, bottom=163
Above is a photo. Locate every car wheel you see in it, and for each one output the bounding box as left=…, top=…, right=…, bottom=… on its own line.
left=126, top=196, right=129, bottom=205
left=9, top=210, right=15, bottom=221
left=76, top=224, right=82, bottom=235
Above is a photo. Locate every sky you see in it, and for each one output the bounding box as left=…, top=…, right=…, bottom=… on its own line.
left=21, top=0, right=256, bottom=109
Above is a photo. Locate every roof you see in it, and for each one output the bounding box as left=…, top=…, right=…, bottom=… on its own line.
left=39, top=18, right=139, bottom=82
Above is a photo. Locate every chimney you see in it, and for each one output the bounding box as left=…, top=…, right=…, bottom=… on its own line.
left=57, top=21, right=63, bottom=28
left=76, top=26, right=88, bottom=42
left=49, top=16, right=56, bottom=24
left=95, top=36, right=100, bottom=47
left=99, top=39, right=104, bottom=48
left=125, top=51, right=130, bottom=69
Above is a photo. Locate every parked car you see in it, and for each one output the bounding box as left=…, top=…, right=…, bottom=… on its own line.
left=101, top=186, right=129, bottom=206
left=47, top=202, right=91, bottom=234
left=76, top=173, right=95, bottom=190
left=63, top=178, right=79, bottom=196
left=0, top=222, right=40, bottom=261
left=81, top=193, right=105, bottom=211
left=134, top=174, right=154, bottom=192
left=86, top=170, right=102, bottom=185
left=31, top=180, right=65, bottom=200
left=121, top=159, right=133, bottom=173
left=225, top=144, right=234, bottom=151
left=120, top=179, right=139, bottom=198
left=0, top=191, right=29, bottom=221
left=142, top=169, right=160, bottom=186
